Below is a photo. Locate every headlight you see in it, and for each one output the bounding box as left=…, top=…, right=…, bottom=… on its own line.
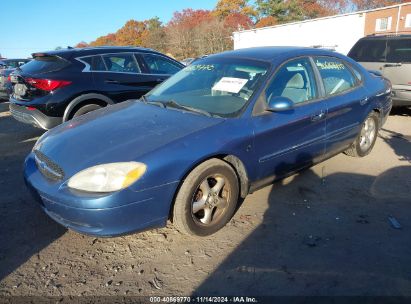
left=67, top=162, right=146, bottom=193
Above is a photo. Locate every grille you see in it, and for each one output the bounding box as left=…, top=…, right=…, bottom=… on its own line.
left=34, top=150, right=65, bottom=182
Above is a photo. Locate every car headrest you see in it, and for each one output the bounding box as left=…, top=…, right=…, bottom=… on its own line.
left=286, top=73, right=305, bottom=89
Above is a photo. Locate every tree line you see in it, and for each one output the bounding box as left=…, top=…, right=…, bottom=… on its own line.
left=74, top=0, right=408, bottom=60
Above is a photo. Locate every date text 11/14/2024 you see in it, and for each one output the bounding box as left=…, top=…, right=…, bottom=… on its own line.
left=149, top=296, right=258, bottom=303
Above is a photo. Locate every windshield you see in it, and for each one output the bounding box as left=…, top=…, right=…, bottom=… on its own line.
left=146, top=58, right=269, bottom=117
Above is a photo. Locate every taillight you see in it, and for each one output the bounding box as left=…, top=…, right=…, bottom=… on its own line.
left=26, top=78, right=71, bottom=91
left=7, top=75, right=11, bottom=82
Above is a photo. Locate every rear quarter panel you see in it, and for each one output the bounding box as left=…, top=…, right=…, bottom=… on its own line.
left=363, top=71, right=392, bottom=127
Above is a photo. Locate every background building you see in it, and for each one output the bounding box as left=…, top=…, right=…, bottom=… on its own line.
left=233, top=2, right=411, bottom=55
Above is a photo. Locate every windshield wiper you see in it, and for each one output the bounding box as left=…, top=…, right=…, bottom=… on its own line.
left=163, top=100, right=212, bottom=117
left=140, top=95, right=165, bottom=108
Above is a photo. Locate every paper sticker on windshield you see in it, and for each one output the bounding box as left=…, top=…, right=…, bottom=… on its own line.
left=212, top=77, right=248, bottom=94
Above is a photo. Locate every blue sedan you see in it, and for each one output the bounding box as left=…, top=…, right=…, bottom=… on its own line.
left=24, top=47, right=392, bottom=237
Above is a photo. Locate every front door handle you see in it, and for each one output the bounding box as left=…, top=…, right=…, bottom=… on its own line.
left=311, top=111, right=326, bottom=122
left=383, top=63, right=402, bottom=68
left=360, top=97, right=369, bottom=105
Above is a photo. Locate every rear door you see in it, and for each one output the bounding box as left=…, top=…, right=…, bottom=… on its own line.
left=90, top=53, right=147, bottom=102
left=313, top=56, right=369, bottom=157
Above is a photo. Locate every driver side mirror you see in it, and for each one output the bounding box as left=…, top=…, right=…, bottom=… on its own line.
left=266, top=96, right=294, bottom=112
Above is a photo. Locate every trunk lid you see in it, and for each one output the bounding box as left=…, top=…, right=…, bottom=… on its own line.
left=11, top=53, right=71, bottom=101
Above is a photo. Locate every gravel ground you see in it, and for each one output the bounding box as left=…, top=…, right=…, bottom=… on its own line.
left=0, top=102, right=410, bottom=297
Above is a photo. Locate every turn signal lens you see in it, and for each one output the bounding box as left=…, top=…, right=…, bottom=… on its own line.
left=26, top=78, right=71, bottom=91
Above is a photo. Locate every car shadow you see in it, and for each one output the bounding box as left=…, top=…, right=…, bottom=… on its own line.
left=390, top=107, right=411, bottom=117
left=194, top=162, right=411, bottom=296
left=0, top=104, right=66, bottom=282
left=379, top=128, right=411, bottom=163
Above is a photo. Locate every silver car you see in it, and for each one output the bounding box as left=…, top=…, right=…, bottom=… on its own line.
left=348, top=34, right=411, bottom=107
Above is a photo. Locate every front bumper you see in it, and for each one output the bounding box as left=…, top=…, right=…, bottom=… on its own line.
left=9, top=103, right=62, bottom=130
left=24, top=153, right=178, bottom=237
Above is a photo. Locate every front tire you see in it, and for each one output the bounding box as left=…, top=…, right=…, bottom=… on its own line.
left=172, top=158, right=239, bottom=236
left=345, top=111, right=379, bottom=157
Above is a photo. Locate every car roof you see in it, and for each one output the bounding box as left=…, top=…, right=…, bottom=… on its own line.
left=360, top=34, right=411, bottom=40
left=207, top=46, right=341, bottom=63
left=31, top=46, right=161, bottom=60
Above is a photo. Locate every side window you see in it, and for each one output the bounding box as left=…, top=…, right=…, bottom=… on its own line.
left=265, top=57, right=317, bottom=104
left=91, top=56, right=107, bottom=71
left=80, top=56, right=107, bottom=71
left=142, top=54, right=181, bottom=74
left=102, top=54, right=141, bottom=73
left=351, top=65, right=363, bottom=82
left=315, top=57, right=358, bottom=96
left=387, top=39, right=411, bottom=63
left=348, top=39, right=388, bottom=62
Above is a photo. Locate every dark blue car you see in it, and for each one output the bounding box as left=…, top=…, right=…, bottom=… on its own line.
left=24, top=47, right=392, bottom=237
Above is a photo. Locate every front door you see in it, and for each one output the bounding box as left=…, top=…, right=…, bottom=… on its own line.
left=252, top=57, right=326, bottom=180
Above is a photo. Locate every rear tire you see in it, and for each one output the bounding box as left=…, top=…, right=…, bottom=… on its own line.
left=72, top=104, right=102, bottom=118
left=172, top=158, right=239, bottom=236
left=345, top=111, right=379, bottom=157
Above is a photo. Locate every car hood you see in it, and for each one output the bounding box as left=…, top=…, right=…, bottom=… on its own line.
left=35, top=101, right=224, bottom=177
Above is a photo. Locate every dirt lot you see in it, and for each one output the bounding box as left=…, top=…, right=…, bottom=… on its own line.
left=0, top=102, right=410, bottom=297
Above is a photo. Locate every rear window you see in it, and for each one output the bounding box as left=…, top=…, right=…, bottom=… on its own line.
left=20, top=56, right=69, bottom=74
left=387, top=39, right=411, bottom=63
left=348, top=39, right=388, bottom=62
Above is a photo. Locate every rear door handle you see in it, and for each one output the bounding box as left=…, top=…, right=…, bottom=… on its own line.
left=105, top=79, right=119, bottom=84
left=311, top=111, right=326, bottom=122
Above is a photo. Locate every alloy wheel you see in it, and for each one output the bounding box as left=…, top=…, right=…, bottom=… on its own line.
left=191, top=174, right=231, bottom=225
